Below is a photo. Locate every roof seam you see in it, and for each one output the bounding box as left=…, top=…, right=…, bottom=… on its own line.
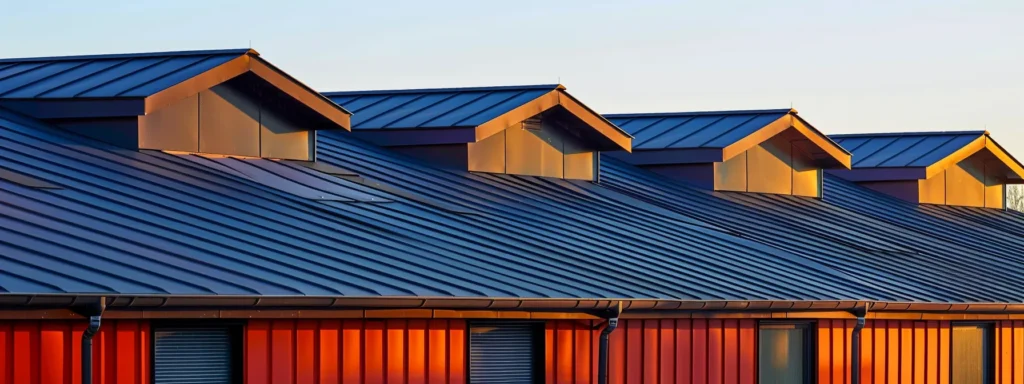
left=0, top=61, right=55, bottom=83
left=360, top=94, right=432, bottom=128
left=325, top=84, right=559, bottom=96
left=449, top=89, right=531, bottom=127
left=696, top=113, right=764, bottom=148
left=377, top=92, right=461, bottom=128
left=605, top=108, right=793, bottom=118
left=662, top=115, right=729, bottom=149
left=35, top=59, right=132, bottom=98
left=635, top=117, right=698, bottom=148
left=72, top=56, right=176, bottom=97
left=856, top=136, right=918, bottom=167
left=0, top=60, right=94, bottom=97
left=901, top=135, right=964, bottom=168
left=114, top=54, right=221, bottom=97
left=414, top=91, right=493, bottom=128
left=0, top=49, right=252, bottom=64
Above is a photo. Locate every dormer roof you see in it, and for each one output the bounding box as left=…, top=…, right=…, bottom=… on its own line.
left=0, top=48, right=351, bottom=129
left=830, top=131, right=1024, bottom=182
left=606, top=108, right=850, bottom=168
left=324, top=84, right=631, bottom=151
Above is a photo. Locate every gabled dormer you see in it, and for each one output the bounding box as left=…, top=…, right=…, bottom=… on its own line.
left=829, top=131, right=1024, bottom=208
left=324, top=85, right=632, bottom=181
left=605, top=109, right=851, bottom=197
left=0, top=49, right=350, bottom=160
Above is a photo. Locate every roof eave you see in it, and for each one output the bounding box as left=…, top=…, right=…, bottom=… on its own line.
left=5, top=294, right=1024, bottom=316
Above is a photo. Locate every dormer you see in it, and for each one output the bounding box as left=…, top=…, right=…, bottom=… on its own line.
left=324, top=85, right=632, bottom=181
left=829, top=131, right=1024, bottom=209
left=0, top=49, right=350, bottom=160
left=604, top=109, right=851, bottom=197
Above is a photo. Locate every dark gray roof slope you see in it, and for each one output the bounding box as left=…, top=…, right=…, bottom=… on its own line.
left=0, top=107, right=879, bottom=302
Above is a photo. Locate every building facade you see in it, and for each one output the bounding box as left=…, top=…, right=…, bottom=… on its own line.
left=0, top=49, right=1021, bottom=384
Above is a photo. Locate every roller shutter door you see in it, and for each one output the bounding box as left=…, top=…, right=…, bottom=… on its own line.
left=469, top=322, right=539, bottom=383
left=153, top=327, right=233, bottom=384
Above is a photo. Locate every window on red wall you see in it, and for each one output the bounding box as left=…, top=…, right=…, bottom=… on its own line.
left=758, top=322, right=814, bottom=384
left=152, top=323, right=242, bottom=384
left=951, top=323, right=993, bottom=384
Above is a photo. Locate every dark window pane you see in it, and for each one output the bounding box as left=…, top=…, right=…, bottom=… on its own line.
left=759, top=324, right=808, bottom=384
left=952, top=324, right=990, bottom=384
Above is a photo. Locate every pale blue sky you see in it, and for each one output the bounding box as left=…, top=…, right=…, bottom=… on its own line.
left=2, top=1, right=1023, bottom=154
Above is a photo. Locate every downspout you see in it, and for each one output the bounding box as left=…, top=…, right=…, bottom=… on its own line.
left=80, top=298, right=106, bottom=384
left=597, top=301, right=622, bottom=384
left=850, top=304, right=868, bottom=384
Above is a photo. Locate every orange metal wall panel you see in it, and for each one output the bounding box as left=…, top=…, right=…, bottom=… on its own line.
left=0, top=320, right=148, bottom=384
left=994, top=320, right=1024, bottom=384
left=545, top=319, right=756, bottom=384
left=818, top=319, right=966, bottom=384
left=245, top=319, right=466, bottom=384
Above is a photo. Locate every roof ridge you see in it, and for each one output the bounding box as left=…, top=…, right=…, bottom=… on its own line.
left=0, top=48, right=256, bottom=64
left=830, top=130, right=987, bottom=138
left=323, top=84, right=562, bottom=96
left=605, top=108, right=795, bottom=118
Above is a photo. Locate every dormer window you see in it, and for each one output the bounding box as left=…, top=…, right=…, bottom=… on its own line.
left=324, top=85, right=632, bottom=181
left=829, top=131, right=1024, bottom=208
left=605, top=109, right=851, bottom=198
left=0, top=49, right=351, bottom=160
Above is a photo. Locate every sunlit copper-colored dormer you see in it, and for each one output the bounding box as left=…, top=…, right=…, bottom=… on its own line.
left=829, top=131, right=1024, bottom=208
left=324, top=85, right=632, bottom=181
left=604, top=109, right=851, bottom=197
left=0, top=49, right=351, bottom=161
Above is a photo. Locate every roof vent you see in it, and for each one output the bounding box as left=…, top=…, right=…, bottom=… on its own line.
left=605, top=109, right=851, bottom=198
left=829, top=131, right=1024, bottom=208
left=0, top=49, right=351, bottom=161
left=324, top=85, right=632, bottom=181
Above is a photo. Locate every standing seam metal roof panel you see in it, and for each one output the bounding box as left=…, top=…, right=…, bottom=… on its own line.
left=606, top=110, right=791, bottom=150
left=324, top=85, right=559, bottom=129
left=830, top=131, right=986, bottom=168
left=0, top=106, right=885, bottom=301
left=0, top=49, right=249, bottom=99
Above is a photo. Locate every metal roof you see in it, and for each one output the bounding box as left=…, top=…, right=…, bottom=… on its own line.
left=830, top=131, right=986, bottom=168
left=0, top=49, right=251, bottom=99
left=0, top=101, right=1020, bottom=306
left=599, top=161, right=1024, bottom=303
left=605, top=109, right=792, bottom=151
left=0, top=106, right=884, bottom=302
left=324, top=85, right=560, bottom=129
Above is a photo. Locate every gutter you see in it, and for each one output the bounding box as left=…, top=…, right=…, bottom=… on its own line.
left=3, top=294, right=1024, bottom=314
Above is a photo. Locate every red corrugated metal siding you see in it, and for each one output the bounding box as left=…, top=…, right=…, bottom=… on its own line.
left=995, top=320, right=1024, bottom=384
left=545, top=319, right=756, bottom=384
left=0, top=320, right=149, bottom=384
left=819, top=320, right=952, bottom=384
left=243, top=319, right=466, bottom=384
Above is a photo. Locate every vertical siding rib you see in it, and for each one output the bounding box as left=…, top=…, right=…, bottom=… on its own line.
left=545, top=319, right=757, bottom=384
left=245, top=319, right=466, bottom=384
left=0, top=320, right=148, bottom=384
left=818, top=319, right=968, bottom=384
left=674, top=319, right=691, bottom=383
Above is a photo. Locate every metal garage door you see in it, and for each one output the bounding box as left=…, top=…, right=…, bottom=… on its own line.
left=153, top=327, right=233, bottom=384
left=469, top=322, right=539, bottom=383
